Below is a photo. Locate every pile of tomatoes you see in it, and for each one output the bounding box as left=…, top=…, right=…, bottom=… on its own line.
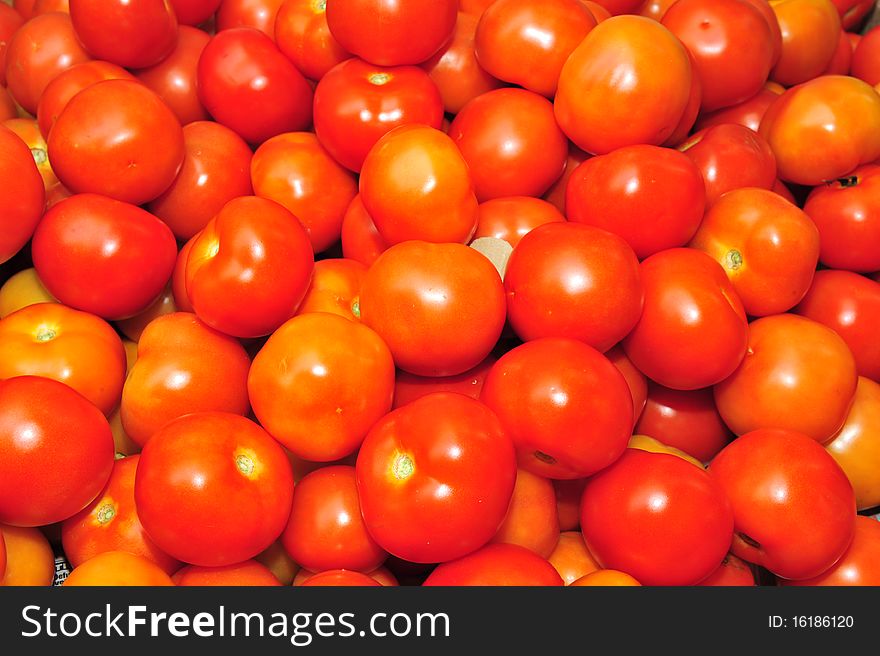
left=1, top=0, right=880, bottom=589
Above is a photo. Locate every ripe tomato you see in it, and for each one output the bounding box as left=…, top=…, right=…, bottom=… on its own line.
left=0, top=269, right=55, bottom=319
left=554, top=479, right=587, bottom=532
left=252, top=132, right=358, bottom=253
left=174, top=560, right=281, bottom=586
left=0, top=86, right=15, bottom=121
left=33, top=0, right=71, bottom=14
left=248, top=312, right=394, bottom=461
left=171, top=236, right=195, bottom=313
left=474, top=0, right=596, bottom=97
left=627, top=435, right=704, bottom=468
left=542, top=143, right=590, bottom=214
left=63, top=551, right=174, bottom=586
left=295, top=258, right=365, bottom=321
left=769, top=0, right=840, bottom=86
left=281, top=465, right=387, bottom=573
left=299, top=569, right=381, bottom=586
left=135, top=412, right=294, bottom=566
left=695, top=85, right=781, bottom=134
left=0, top=4, right=23, bottom=87
left=622, top=248, right=748, bottom=390
left=0, top=126, right=44, bottom=265
left=115, top=285, right=177, bottom=342
left=555, top=16, right=692, bottom=155
left=640, top=0, right=677, bottom=20
left=0, top=524, right=54, bottom=586
left=570, top=570, right=641, bottom=586
left=254, top=541, right=299, bottom=585
left=392, top=354, right=496, bottom=409
left=824, top=28, right=853, bottom=75
left=472, top=197, right=565, bottom=249
left=504, top=223, right=643, bottom=352
left=358, top=241, right=505, bottom=377
left=697, top=553, right=757, bottom=586
left=480, top=338, right=632, bottom=479
left=547, top=530, right=600, bottom=584
left=340, top=195, right=387, bottom=266
left=491, top=469, right=559, bottom=558
left=169, top=0, right=222, bottom=25
left=197, top=28, right=313, bottom=145
left=216, top=0, right=285, bottom=38
left=32, top=194, right=178, bottom=321
left=605, top=345, right=648, bottom=426
left=48, top=80, right=185, bottom=205
left=0, top=376, right=114, bottom=526
left=423, top=543, right=563, bottom=586
left=714, top=314, right=858, bottom=443
left=783, top=516, right=880, bottom=586
left=448, top=88, right=568, bottom=202
left=185, top=196, right=314, bottom=338
left=359, top=125, right=478, bottom=245
left=325, top=0, right=457, bottom=66
left=566, top=144, right=706, bottom=259
left=274, top=0, right=350, bottom=81
left=356, top=393, right=516, bottom=563
left=851, top=26, right=880, bottom=85
left=590, top=0, right=642, bottom=13
left=708, top=428, right=855, bottom=580
left=831, top=0, right=873, bottom=29
left=3, top=117, right=58, bottom=191
left=148, top=121, right=254, bottom=241
left=581, top=449, right=734, bottom=586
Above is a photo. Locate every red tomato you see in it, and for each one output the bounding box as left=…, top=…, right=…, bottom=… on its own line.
left=472, top=197, right=565, bottom=249
left=63, top=551, right=174, bottom=586
left=623, top=248, right=749, bottom=391
left=566, top=144, right=706, bottom=260
left=274, top=0, right=350, bottom=82
left=173, top=560, right=281, bottom=586
left=605, top=345, right=648, bottom=426
left=251, top=132, right=358, bottom=253
left=171, top=236, right=195, bottom=313
left=33, top=0, right=71, bottom=14
left=770, top=0, right=841, bottom=86
left=555, top=16, right=692, bottom=155
left=663, top=48, right=703, bottom=147
left=135, top=412, right=294, bottom=566
left=115, top=284, right=176, bottom=342
left=581, top=449, right=734, bottom=586
left=423, top=543, right=563, bottom=586
left=448, top=88, right=568, bottom=202
left=197, top=28, right=313, bottom=145
left=589, top=0, right=642, bottom=13
left=0, top=126, right=44, bottom=265
left=851, top=26, right=880, bottom=85
left=340, top=194, right=387, bottom=267
left=554, top=480, right=587, bottom=532
left=473, top=0, right=597, bottom=97
left=0, top=376, right=114, bottom=527
left=541, top=143, right=590, bottom=214
left=0, top=4, right=24, bottom=87
left=217, top=0, right=285, bottom=38
left=824, top=28, right=853, bottom=75
left=639, top=0, right=677, bottom=20
left=504, top=223, right=643, bottom=352
left=695, top=85, right=781, bottom=134
left=0, top=87, right=16, bottom=122
left=299, top=569, right=381, bottom=586
left=185, top=196, right=314, bottom=338
left=714, top=314, right=858, bottom=443
left=281, top=465, right=387, bottom=573
left=169, top=0, right=222, bottom=25
left=358, top=241, right=504, bottom=376
left=491, top=469, right=559, bottom=558
left=708, top=428, right=855, bottom=581
left=69, top=0, right=178, bottom=69
left=784, top=516, right=880, bottom=586
left=32, top=194, right=178, bottom=321
left=356, top=393, right=516, bottom=563
left=295, top=258, right=365, bottom=321
left=325, top=0, right=457, bottom=66
left=831, top=0, right=874, bottom=29
left=392, top=354, right=496, bottom=410
left=13, top=0, right=37, bottom=19
left=698, top=553, right=757, bottom=586
left=481, top=338, right=632, bottom=479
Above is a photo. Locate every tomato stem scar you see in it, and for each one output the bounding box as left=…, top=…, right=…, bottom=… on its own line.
left=96, top=503, right=116, bottom=525
left=35, top=326, right=56, bottom=342
left=724, top=249, right=743, bottom=271
left=236, top=454, right=255, bottom=476
left=392, top=453, right=414, bottom=480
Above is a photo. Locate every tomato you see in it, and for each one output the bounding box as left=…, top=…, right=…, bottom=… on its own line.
left=714, top=314, right=858, bottom=443
left=473, top=0, right=596, bottom=97
left=64, top=551, right=175, bottom=586
left=0, top=126, right=44, bottom=266
left=252, top=132, right=358, bottom=253
left=294, top=563, right=398, bottom=586
left=32, top=194, right=178, bottom=321
left=295, top=258, right=365, bottom=321
left=325, top=0, right=457, bottom=66
left=169, top=0, right=222, bottom=25
left=185, top=196, right=314, bottom=338
left=803, top=165, right=880, bottom=272
left=356, top=393, right=516, bottom=563
left=249, top=312, right=394, bottom=461
left=570, top=570, right=641, bottom=586
left=697, top=553, right=757, bottom=586
left=542, top=143, right=590, bottom=214
left=831, top=0, right=874, bottom=29
left=0, top=524, right=54, bottom=586
left=13, top=0, right=37, bottom=19
left=392, top=355, right=496, bottom=410
left=281, top=465, right=386, bottom=573
left=460, top=0, right=496, bottom=16
left=340, top=195, right=387, bottom=266
left=255, top=540, right=300, bottom=585
left=448, top=88, right=568, bottom=202
left=547, top=530, right=599, bottom=584
left=695, top=85, right=781, bottom=134
left=197, top=28, right=313, bottom=145
left=566, top=144, right=705, bottom=260
left=490, top=469, right=559, bottom=558
left=480, top=338, right=632, bottom=479
left=69, top=0, right=177, bottom=69
left=0, top=269, right=55, bottom=319
left=663, top=48, right=703, bottom=148
left=851, top=26, right=880, bottom=85
left=48, top=80, right=185, bottom=205
left=3, top=117, right=58, bottom=191
left=0, top=4, right=24, bottom=87
left=708, top=428, right=855, bottom=580
left=688, top=188, right=819, bottom=316
left=639, top=0, right=676, bottom=20
left=217, top=0, right=285, bottom=38
left=0, top=376, right=114, bottom=526
left=555, top=16, right=692, bottom=155
left=114, top=286, right=177, bottom=346
left=423, top=543, right=563, bottom=586
left=662, top=0, right=774, bottom=112
left=627, top=435, right=705, bottom=468
left=605, top=345, right=648, bottom=426
left=299, top=569, right=381, bottom=586
left=171, top=236, right=195, bottom=313
left=0, top=86, right=16, bottom=121
left=770, top=0, right=840, bottom=86
left=275, top=0, right=350, bottom=81
left=174, top=560, right=281, bottom=586
left=33, top=0, right=71, bottom=14
left=554, top=480, right=587, bottom=532
left=589, top=0, right=642, bottom=13
left=824, top=28, right=853, bottom=76
left=472, top=197, right=565, bottom=249
left=783, top=516, right=880, bottom=586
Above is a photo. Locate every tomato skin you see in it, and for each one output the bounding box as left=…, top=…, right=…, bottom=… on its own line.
left=695, top=85, right=781, bottom=134
left=770, top=0, right=840, bottom=86
left=356, top=393, right=517, bottom=563
left=554, top=16, right=692, bottom=155
left=174, top=560, right=281, bottom=586
left=590, top=0, right=642, bottom=13
left=473, top=196, right=565, bottom=249
left=340, top=194, right=387, bottom=267
left=4, top=118, right=58, bottom=191
left=548, top=530, right=599, bottom=584
left=605, top=345, right=648, bottom=426
left=216, top=0, right=285, bottom=38
left=169, top=0, right=223, bottom=25
left=0, top=126, right=45, bottom=266
left=831, top=0, right=873, bottom=29
left=0, top=523, right=55, bottom=586
left=0, top=86, right=15, bottom=122
left=708, top=428, right=855, bottom=581
left=570, top=570, right=641, bottom=586
left=300, top=569, right=381, bottom=586
left=392, top=354, right=496, bottom=410
left=628, top=435, right=704, bottom=469
left=64, top=551, right=175, bottom=586
left=851, top=26, right=880, bottom=85
left=698, top=553, right=757, bottom=586
left=480, top=338, right=633, bottom=479
left=423, top=543, right=563, bottom=586
left=490, top=469, right=559, bottom=558
left=0, top=269, right=55, bottom=319
left=295, top=258, right=365, bottom=321
left=448, top=88, right=568, bottom=202
left=0, top=4, right=24, bottom=87
left=274, top=0, right=350, bottom=81
left=566, top=144, right=706, bottom=260
left=623, top=248, right=749, bottom=390
left=581, top=449, right=734, bottom=586
left=0, top=376, right=114, bottom=527
left=171, top=236, right=196, bottom=314
left=248, top=312, right=395, bottom=461
left=185, top=196, right=315, bottom=339
left=197, top=28, right=313, bottom=145
left=783, top=516, right=880, bottom=586
left=325, top=0, right=457, bottom=66
left=358, top=241, right=505, bottom=377
left=32, top=194, right=178, bottom=321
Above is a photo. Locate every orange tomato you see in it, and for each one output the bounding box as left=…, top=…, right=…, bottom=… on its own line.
left=108, top=339, right=140, bottom=457
left=491, top=469, right=560, bottom=558
left=0, top=268, right=55, bottom=318
left=63, top=551, right=175, bottom=586
left=570, top=569, right=641, bottom=586
left=0, top=524, right=54, bottom=586
left=274, top=0, right=350, bottom=81
left=174, top=560, right=282, bottom=586
left=770, top=0, right=841, bottom=86
left=295, top=258, right=366, bottom=321
left=547, top=531, right=601, bottom=585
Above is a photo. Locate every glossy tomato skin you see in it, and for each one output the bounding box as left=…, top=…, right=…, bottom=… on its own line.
left=698, top=553, right=757, bottom=586
left=0, top=87, right=16, bottom=122
left=0, top=376, right=114, bottom=527
left=480, top=338, right=633, bottom=479
left=32, top=194, right=178, bottom=321
left=714, top=314, right=858, bottom=443
left=170, top=0, right=223, bottom=25
left=708, top=428, right=855, bottom=581
left=622, top=248, right=749, bottom=390
left=274, top=0, right=350, bottom=81
left=473, top=197, right=565, bottom=249
left=0, top=4, right=23, bottom=87
left=197, top=28, right=313, bottom=145
left=217, top=0, right=285, bottom=37
left=770, top=0, right=840, bottom=86
left=0, top=126, right=45, bottom=265
left=135, top=412, right=295, bottom=567
left=392, top=354, right=496, bottom=410
left=566, top=144, right=706, bottom=260
left=570, top=570, right=641, bottom=586
left=185, top=196, right=315, bottom=338
left=299, top=569, right=381, bottom=586
left=851, top=25, right=880, bottom=85
left=295, top=258, right=366, bottom=321
left=358, top=241, right=505, bottom=377
left=423, top=543, right=563, bottom=586
left=491, top=469, right=559, bottom=558
left=340, top=195, right=387, bottom=266
left=174, top=560, right=281, bottom=586
left=356, top=393, right=517, bottom=563
left=63, top=551, right=174, bottom=586
left=581, top=449, right=734, bottom=586
left=783, top=516, right=880, bottom=586
left=695, top=85, right=781, bottom=134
